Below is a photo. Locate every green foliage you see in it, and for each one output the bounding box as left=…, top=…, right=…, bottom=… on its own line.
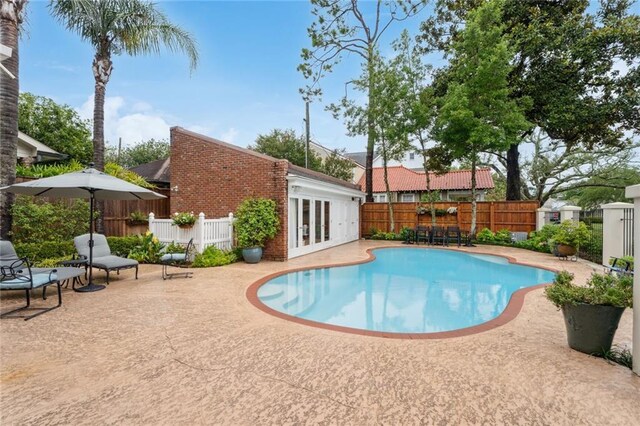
left=164, top=241, right=186, bottom=254
left=33, top=256, right=74, bottom=268
left=235, top=198, right=280, bottom=248
left=128, top=210, right=148, bottom=225
left=14, top=240, right=76, bottom=263
left=16, top=161, right=153, bottom=188
left=105, top=139, right=170, bottom=168
left=106, top=236, right=142, bottom=258
left=553, top=220, right=590, bottom=248
left=494, top=229, right=512, bottom=244
left=476, top=228, right=495, bottom=243
left=563, top=165, right=640, bottom=209
left=128, top=232, right=165, bottom=264
left=103, top=163, right=154, bottom=188
left=319, top=148, right=354, bottom=182
left=601, top=345, right=633, bottom=370
left=10, top=196, right=91, bottom=243
left=172, top=211, right=196, bottom=227
left=609, top=256, right=634, bottom=272
left=18, top=92, right=92, bottom=163
left=371, top=231, right=403, bottom=241
left=545, top=271, right=633, bottom=309
left=192, top=245, right=237, bottom=268
left=399, top=227, right=412, bottom=241
left=250, top=129, right=323, bottom=170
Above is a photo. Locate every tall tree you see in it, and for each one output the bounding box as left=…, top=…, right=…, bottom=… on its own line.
left=105, top=138, right=169, bottom=168
left=50, top=0, right=198, bottom=232
left=563, top=165, right=640, bottom=209
left=299, top=0, right=426, bottom=202
left=320, top=148, right=355, bottom=182
left=420, top=0, right=640, bottom=200
left=0, top=0, right=27, bottom=239
left=250, top=129, right=323, bottom=170
left=433, top=0, right=530, bottom=235
left=19, top=92, right=93, bottom=163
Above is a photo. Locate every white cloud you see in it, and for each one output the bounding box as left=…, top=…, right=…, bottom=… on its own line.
left=116, top=113, right=170, bottom=144
left=220, top=127, right=239, bottom=144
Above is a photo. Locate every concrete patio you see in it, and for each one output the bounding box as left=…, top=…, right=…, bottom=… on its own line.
left=1, top=240, right=637, bottom=425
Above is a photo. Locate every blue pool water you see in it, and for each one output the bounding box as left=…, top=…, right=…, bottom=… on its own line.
left=257, top=248, right=556, bottom=334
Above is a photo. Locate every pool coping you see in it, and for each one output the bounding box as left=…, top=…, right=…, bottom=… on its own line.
left=246, top=245, right=559, bottom=340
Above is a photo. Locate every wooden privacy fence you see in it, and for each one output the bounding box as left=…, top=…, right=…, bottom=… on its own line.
left=361, top=201, right=539, bottom=235
left=102, top=187, right=171, bottom=236
left=149, top=212, right=234, bottom=252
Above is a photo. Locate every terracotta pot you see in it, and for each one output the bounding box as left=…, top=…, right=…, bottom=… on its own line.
left=177, top=224, right=194, bottom=229
left=555, top=243, right=577, bottom=257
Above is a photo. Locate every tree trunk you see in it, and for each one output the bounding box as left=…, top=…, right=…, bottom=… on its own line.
left=364, top=56, right=375, bottom=203
left=419, top=144, right=437, bottom=227
left=0, top=1, right=25, bottom=240
left=506, top=143, right=521, bottom=200
left=382, top=149, right=394, bottom=233
left=470, top=155, right=477, bottom=236
left=92, top=52, right=112, bottom=234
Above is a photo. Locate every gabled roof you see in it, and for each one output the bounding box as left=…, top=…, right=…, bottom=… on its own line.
left=130, top=158, right=170, bottom=184
left=344, top=152, right=367, bottom=167
left=358, top=166, right=494, bottom=192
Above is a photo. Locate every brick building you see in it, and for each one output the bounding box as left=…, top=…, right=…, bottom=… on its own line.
left=170, top=127, right=364, bottom=260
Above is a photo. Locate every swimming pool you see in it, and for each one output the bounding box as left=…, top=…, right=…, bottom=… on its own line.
left=250, top=248, right=556, bottom=337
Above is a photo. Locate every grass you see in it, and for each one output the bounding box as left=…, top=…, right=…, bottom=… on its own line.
left=600, top=345, right=633, bottom=369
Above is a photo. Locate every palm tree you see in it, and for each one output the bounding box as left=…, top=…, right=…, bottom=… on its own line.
left=0, top=0, right=27, bottom=239
left=49, top=0, right=198, bottom=232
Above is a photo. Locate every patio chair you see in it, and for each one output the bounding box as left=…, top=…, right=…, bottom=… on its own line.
left=160, top=238, right=195, bottom=280
left=74, top=234, right=138, bottom=284
left=604, top=257, right=633, bottom=277
left=430, top=226, right=447, bottom=246
left=0, top=257, right=61, bottom=320
left=415, top=226, right=430, bottom=245
left=446, top=226, right=462, bottom=247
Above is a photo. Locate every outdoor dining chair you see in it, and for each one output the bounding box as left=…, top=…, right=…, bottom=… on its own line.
left=160, top=238, right=196, bottom=280
left=415, top=226, right=430, bottom=245
left=446, top=226, right=462, bottom=247
left=430, top=226, right=447, bottom=245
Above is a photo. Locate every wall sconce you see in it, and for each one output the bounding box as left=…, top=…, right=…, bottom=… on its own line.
left=171, top=185, right=179, bottom=192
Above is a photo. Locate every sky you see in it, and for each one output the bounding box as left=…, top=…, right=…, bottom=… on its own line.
left=20, top=0, right=435, bottom=152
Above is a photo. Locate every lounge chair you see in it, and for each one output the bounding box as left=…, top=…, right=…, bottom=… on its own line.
left=446, top=226, right=462, bottom=247
left=160, top=238, right=195, bottom=280
left=430, top=226, right=447, bottom=245
left=415, top=226, right=430, bottom=245
left=74, top=234, right=138, bottom=284
left=0, top=256, right=61, bottom=320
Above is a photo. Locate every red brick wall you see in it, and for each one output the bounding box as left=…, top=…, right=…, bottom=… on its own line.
left=170, top=127, right=289, bottom=260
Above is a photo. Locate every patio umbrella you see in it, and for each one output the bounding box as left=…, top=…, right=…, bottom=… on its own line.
left=1, top=164, right=166, bottom=292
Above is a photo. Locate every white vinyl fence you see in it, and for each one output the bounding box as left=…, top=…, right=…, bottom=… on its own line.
left=148, top=212, right=234, bottom=253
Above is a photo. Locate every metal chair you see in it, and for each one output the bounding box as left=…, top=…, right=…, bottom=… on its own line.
left=446, top=226, right=462, bottom=247
left=0, top=258, right=61, bottom=321
left=415, top=226, right=430, bottom=245
left=430, top=226, right=447, bottom=245
left=160, top=239, right=196, bottom=280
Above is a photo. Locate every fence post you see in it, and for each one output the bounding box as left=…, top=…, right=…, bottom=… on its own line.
left=197, top=212, right=205, bottom=253
left=489, top=202, right=495, bottom=231
left=624, top=184, right=640, bottom=376
left=228, top=212, right=234, bottom=249
left=559, top=205, right=581, bottom=223
left=601, top=202, right=633, bottom=266
left=536, top=207, right=550, bottom=231
left=148, top=212, right=155, bottom=234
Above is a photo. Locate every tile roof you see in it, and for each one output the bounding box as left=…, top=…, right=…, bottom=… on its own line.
left=358, top=166, right=494, bottom=192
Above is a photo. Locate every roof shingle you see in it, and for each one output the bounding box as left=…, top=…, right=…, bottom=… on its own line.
left=357, top=166, right=494, bottom=192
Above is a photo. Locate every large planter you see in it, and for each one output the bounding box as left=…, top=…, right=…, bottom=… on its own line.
left=561, top=303, right=625, bottom=355
left=242, top=247, right=263, bottom=264
left=551, top=242, right=577, bottom=258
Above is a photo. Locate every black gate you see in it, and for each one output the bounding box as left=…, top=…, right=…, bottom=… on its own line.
left=579, top=209, right=603, bottom=263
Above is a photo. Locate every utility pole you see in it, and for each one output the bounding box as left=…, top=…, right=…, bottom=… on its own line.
left=117, top=137, right=122, bottom=165
left=305, top=101, right=310, bottom=169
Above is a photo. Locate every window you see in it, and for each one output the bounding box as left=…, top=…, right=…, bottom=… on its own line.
left=400, top=193, right=415, bottom=202
left=409, top=152, right=415, bottom=160
left=373, top=194, right=387, bottom=203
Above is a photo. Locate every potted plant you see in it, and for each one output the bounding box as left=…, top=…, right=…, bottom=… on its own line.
left=172, top=211, right=196, bottom=229
left=128, top=210, right=148, bottom=226
left=235, top=198, right=280, bottom=264
left=550, top=220, right=590, bottom=258
left=545, top=271, right=633, bottom=355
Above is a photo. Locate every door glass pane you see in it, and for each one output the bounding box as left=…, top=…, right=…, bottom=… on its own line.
left=302, top=199, right=310, bottom=246
left=289, top=198, right=298, bottom=249
left=315, top=200, right=322, bottom=244
left=324, top=201, right=330, bottom=241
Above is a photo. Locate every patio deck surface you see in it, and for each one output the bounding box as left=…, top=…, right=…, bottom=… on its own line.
left=1, top=240, right=637, bottom=425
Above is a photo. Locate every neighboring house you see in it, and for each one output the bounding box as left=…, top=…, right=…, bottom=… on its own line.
left=309, top=141, right=364, bottom=184
left=343, top=151, right=367, bottom=184
left=17, top=131, right=66, bottom=164
left=372, top=150, right=424, bottom=170
left=129, top=158, right=171, bottom=188
left=358, top=165, right=494, bottom=202
left=171, top=128, right=364, bottom=260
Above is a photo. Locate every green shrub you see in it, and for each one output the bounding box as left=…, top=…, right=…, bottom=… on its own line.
left=235, top=198, right=280, bottom=248
left=164, top=241, right=186, bottom=254
left=545, top=271, right=633, bottom=309
left=192, top=246, right=237, bottom=267
left=33, top=256, right=73, bottom=268
left=371, top=231, right=402, bottom=240
left=14, top=240, right=76, bottom=263
left=106, top=236, right=142, bottom=257
left=128, top=232, right=165, bottom=263
left=17, top=161, right=152, bottom=188
left=128, top=211, right=148, bottom=225
left=399, top=227, right=412, bottom=241
left=553, top=220, right=590, bottom=248
left=476, top=228, right=495, bottom=243
left=494, top=229, right=512, bottom=244
left=10, top=196, right=92, bottom=243
left=609, top=255, right=634, bottom=271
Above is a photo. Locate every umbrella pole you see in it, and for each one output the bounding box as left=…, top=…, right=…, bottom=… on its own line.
left=76, top=191, right=105, bottom=292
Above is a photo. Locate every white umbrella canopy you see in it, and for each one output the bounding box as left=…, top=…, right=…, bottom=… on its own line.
left=1, top=167, right=165, bottom=200
left=1, top=166, right=166, bottom=292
